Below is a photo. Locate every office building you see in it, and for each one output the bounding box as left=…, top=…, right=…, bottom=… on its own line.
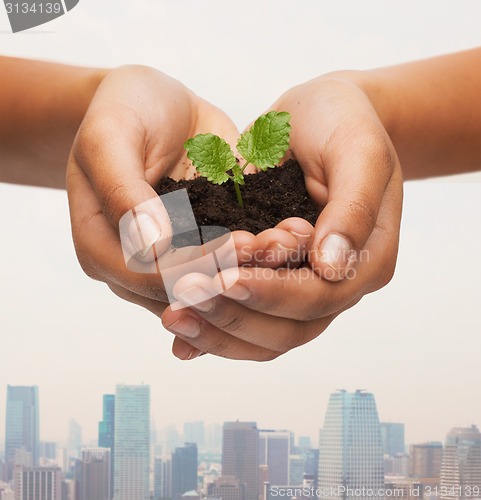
left=408, top=442, right=443, bottom=479
left=68, top=419, right=82, bottom=458
left=13, top=466, right=62, bottom=500
left=304, top=448, right=319, bottom=488
left=39, top=443, right=57, bottom=462
left=5, top=386, right=40, bottom=481
left=113, top=384, right=150, bottom=500
left=205, top=424, right=222, bottom=452
left=184, top=422, right=205, bottom=450
left=297, top=437, right=311, bottom=450
left=259, top=430, right=290, bottom=486
left=98, top=394, right=115, bottom=496
left=289, top=455, right=305, bottom=486
left=318, top=390, right=384, bottom=499
left=75, top=448, right=111, bottom=500
left=207, top=476, right=245, bottom=500
left=172, top=443, right=198, bottom=499
left=380, top=422, right=405, bottom=456
left=440, top=425, right=481, bottom=500
left=154, top=457, right=172, bottom=500
left=222, top=422, right=258, bottom=500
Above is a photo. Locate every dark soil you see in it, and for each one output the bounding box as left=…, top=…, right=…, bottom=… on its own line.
left=154, top=160, right=320, bottom=234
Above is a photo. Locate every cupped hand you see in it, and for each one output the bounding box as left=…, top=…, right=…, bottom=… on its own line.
left=67, top=65, right=303, bottom=320
left=162, top=74, right=403, bottom=361
left=67, top=65, right=243, bottom=312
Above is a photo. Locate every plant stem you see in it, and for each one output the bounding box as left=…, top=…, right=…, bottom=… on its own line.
left=233, top=180, right=244, bottom=208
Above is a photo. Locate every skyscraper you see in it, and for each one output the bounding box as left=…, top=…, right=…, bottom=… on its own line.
left=207, top=476, right=245, bottom=500
left=113, top=384, right=150, bottom=500
left=289, top=454, right=305, bottom=486
left=380, top=422, right=405, bottom=456
left=75, top=448, right=111, bottom=500
left=440, top=425, right=481, bottom=500
left=318, top=390, right=384, bottom=499
left=68, top=419, right=82, bottom=458
left=5, top=386, right=40, bottom=481
left=258, top=430, right=290, bottom=486
left=408, top=442, right=443, bottom=479
left=172, top=443, right=198, bottom=499
left=13, top=466, right=62, bottom=500
left=154, top=457, right=172, bottom=500
left=98, top=394, right=115, bottom=497
left=184, top=422, right=205, bottom=450
left=222, top=422, right=258, bottom=500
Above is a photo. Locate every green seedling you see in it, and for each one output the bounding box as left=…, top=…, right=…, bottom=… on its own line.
left=184, top=111, right=291, bottom=207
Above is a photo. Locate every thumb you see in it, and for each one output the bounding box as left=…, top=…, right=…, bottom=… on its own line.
left=308, top=132, right=399, bottom=282
left=73, top=116, right=173, bottom=263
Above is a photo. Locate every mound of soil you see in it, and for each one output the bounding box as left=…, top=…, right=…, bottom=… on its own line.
left=155, top=160, right=320, bottom=234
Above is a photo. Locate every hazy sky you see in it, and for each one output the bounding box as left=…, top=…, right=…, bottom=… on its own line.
left=1, top=1, right=480, bottom=448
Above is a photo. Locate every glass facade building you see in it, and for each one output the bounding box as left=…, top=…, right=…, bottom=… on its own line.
left=5, top=386, right=40, bottom=481
left=440, top=425, right=481, bottom=500
left=318, top=390, right=384, bottom=499
left=222, top=422, right=259, bottom=500
left=259, top=430, right=290, bottom=486
left=113, top=385, right=150, bottom=500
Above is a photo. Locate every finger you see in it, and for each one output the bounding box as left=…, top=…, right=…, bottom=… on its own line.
left=108, top=283, right=168, bottom=317
left=275, top=217, right=314, bottom=265
left=68, top=165, right=171, bottom=301
left=171, top=337, right=205, bottom=361
left=309, top=123, right=398, bottom=281
left=72, top=111, right=173, bottom=260
left=216, top=242, right=384, bottom=322
left=249, top=228, right=299, bottom=268
left=162, top=291, right=334, bottom=357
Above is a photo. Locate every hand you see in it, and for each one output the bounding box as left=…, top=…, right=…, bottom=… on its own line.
left=67, top=65, right=246, bottom=314
left=161, top=74, right=403, bottom=361
left=68, top=64, right=319, bottom=341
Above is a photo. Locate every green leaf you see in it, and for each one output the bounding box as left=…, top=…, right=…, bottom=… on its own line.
left=237, top=111, right=291, bottom=171
left=184, top=133, right=237, bottom=185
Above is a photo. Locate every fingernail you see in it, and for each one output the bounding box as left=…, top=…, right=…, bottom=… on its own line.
left=318, top=234, right=355, bottom=280
left=177, top=287, right=215, bottom=313
left=132, top=212, right=162, bottom=257
left=223, top=284, right=251, bottom=302
left=187, top=350, right=202, bottom=361
left=168, top=316, right=201, bottom=339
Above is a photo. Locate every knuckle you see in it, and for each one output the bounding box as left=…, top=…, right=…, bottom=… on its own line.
left=215, top=311, right=247, bottom=334
left=74, top=115, right=113, bottom=163
left=345, top=196, right=378, bottom=235
left=202, top=335, right=231, bottom=358
left=101, top=181, right=131, bottom=224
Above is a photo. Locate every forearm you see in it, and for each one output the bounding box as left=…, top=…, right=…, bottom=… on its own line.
left=341, top=48, right=481, bottom=179
left=0, top=57, right=107, bottom=189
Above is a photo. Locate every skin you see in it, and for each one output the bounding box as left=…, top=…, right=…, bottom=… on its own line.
left=162, top=48, right=481, bottom=361
left=1, top=49, right=480, bottom=362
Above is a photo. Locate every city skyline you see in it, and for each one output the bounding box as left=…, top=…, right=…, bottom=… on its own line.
left=1, top=0, right=480, bottom=452
left=0, top=384, right=479, bottom=449
left=2, top=385, right=480, bottom=499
